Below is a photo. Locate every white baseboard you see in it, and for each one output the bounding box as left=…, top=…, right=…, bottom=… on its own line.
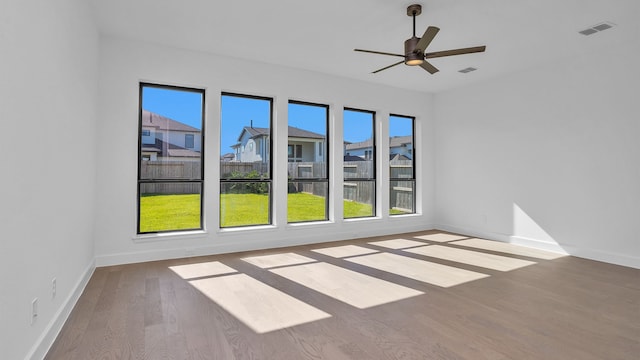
left=26, top=260, right=96, bottom=360
left=565, top=247, right=639, bottom=269
left=96, top=223, right=435, bottom=267
left=508, top=235, right=568, bottom=254
left=435, top=223, right=639, bottom=269
left=434, top=223, right=512, bottom=243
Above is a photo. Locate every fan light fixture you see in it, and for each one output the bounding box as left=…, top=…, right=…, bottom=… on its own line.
left=404, top=35, right=423, bottom=65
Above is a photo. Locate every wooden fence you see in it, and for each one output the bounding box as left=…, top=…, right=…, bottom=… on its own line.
left=390, top=180, right=414, bottom=213
left=140, top=161, right=201, bottom=194
left=140, top=160, right=413, bottom=210
left=220, top=162, right=270, bottom=177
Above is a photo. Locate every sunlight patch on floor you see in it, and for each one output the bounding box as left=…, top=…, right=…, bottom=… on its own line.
left=414, top=233, right=469, bottom=242
left=169, top=261, right=237, bottom=279
left=405, top=245, right=536, bottom=271
left=189, top=273, right=331, bottom=333
left=451, top=238, right=567, bottom=260
left=312, top=244, right=379, bottom=258
left=368, top=238, right=427, bottom=249
left=242, top=252, right=316, bottom=269
left=346, top=252, right=489, bottom=288
left=270, top=262, right=423, bottom=309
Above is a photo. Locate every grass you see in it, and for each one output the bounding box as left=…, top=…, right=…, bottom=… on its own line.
left=140, top=192, right=409, bottom=231
left=287, top=193, right=327, bottom=222
left=139, top=194, right=201, bottom=233
left=343, top=199, right=374, bottom=218
left=221, top=193, right=270, bottom=227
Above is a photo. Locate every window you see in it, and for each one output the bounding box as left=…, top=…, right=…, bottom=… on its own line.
left=137, top=83, right=204, bottom=234
left=389, top=114, right=415, bottom=215
left=185, top=133, right=194, bottom=148
left=343, top=108, right=375, bottom=218
left=287, top=144, right=303, bottom=161
left=220, top=93, right=272, bottom=227
left=288, top=101, right=329, bottom=223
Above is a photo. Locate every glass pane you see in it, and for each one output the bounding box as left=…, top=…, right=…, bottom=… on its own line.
left=344, top=180, right=375, bottom=218
left=389, top=115, right=414, bottom=179
left=390, top=180, right=415, bottom=215
left=221, top=95, right=272, bottom=179
left=220, top=181, right=271, bottom=227
left=139, top=182, right=202, bottom=233
left=343, top=109, right=374, bottom=179
left=288, top=181, right=328, bottom=222
left=140, top=86, right=203, bottom=180
left=288, top=102, right=327, bottom=174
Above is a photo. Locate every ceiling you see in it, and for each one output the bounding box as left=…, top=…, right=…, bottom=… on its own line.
left=89, top=0, right=639, bottom=93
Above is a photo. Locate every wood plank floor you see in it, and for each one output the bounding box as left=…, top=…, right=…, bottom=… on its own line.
left=45, top=231, right=640, bottom=360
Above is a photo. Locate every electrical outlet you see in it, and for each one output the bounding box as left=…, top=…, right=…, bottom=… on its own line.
left=31, top=298, right=38, bottom=325
left=52, top=278, right=57, bottom=299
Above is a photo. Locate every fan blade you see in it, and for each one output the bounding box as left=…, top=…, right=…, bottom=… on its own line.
left=425, top=46, right=486, bottom=59
left=372, top=60, right=405, bottom=74
left=419, top=60, right=439, bottom=74
left=354, top=49, right=405, bottom=58
left=415, top=26, right=440, bottom=53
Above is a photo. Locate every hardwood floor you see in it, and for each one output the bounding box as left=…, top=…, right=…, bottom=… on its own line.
left=45, top=231, right=640, bottom=360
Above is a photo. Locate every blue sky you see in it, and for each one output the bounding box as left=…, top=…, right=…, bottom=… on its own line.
left=142, top=86, right=203, bottom=129
left=142, top=86, right=413, bottom=155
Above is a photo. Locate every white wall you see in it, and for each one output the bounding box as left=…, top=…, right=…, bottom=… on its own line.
left=0, top=1, right=99, bottom=359
left=434, top=42, right=640, bottom=268
left=94, top=36, right=435, bottom=266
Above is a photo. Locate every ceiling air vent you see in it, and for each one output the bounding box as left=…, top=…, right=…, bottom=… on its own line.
left=458, top=67, right=477, bottom=74
left=579, top=22, right=615, bottom=35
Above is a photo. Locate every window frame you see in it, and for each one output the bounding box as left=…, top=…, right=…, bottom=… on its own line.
left=220, top=92, right=274, bottom=228
left=137, top=82, right=205, bottom=234
left=389, top=113, right=416, bottom=216
left=343, top=107, right=376, bottom=219
left=287, top=100, right=330, bottom=223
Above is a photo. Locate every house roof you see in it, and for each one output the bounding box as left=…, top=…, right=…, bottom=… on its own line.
left=345, top=138, right=373, bottom=150
left=344, top=155, right=365, bottom=161
left=390, top=154, right=411, bottom=161
left=288, top=126, right=325, bottom=139
left=237, top=126, right=324, bottom=142
left=389, top=136, right=412, bottom=147
left=141, top=110, right=200, bottom=132
left=344, top=136, right=412, bottom=150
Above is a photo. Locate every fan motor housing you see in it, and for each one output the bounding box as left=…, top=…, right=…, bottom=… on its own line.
left=404, top=37, right=423, bottom=65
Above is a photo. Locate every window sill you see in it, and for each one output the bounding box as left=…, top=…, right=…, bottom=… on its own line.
left=388, top=213, right=421, bottom=219
left=286, top=220, right=333, bottom=229
left=133, top=230, right=208, bottom=243
left=218, top=224, right=279, bottom=234
left=344, top=216, right=381, bottom=222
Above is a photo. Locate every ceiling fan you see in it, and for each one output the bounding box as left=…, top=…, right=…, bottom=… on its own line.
left=354, top=4, right=486, bottom=74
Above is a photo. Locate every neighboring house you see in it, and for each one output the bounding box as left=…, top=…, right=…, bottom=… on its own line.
left=344, top=138, right=373, bottom=160
left=140, top=110, right=201, bottom=161
left=232, top=126, right=325, bottom=163
left=389, top=135, right=413, bottom=159
left=343, top=135, right=413, bottom=160
left=220, top=153, right=235, bottom=162
left=287, top=126, right=326, bottom=163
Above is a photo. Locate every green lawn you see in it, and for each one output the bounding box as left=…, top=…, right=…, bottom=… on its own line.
left=140, top=192, right=404, bottom=231
left=139, top=194, right=201, bottom=233
left=287, top=193, right=326, bottom=222
left=221, top=193, right=270, bottom=227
